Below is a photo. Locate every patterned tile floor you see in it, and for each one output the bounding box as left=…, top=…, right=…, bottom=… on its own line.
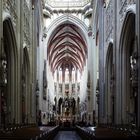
left=53, top=131, right=82, bottom=140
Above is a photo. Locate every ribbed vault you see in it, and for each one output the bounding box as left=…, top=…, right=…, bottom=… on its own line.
left=47, top=23, right=87, bottom=73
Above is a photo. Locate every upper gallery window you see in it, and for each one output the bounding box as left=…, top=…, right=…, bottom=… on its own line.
left=45, top=0, right=91, bottom=8
left=65, top=68, right=69, bottom=83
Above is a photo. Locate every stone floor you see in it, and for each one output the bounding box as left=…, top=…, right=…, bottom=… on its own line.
left=53, top=131, right=81, bottom=140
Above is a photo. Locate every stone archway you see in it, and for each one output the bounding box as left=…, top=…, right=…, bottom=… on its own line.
left=0, top=18, right=18, bottom=126
left=119, top=12, right=137, bottom=125
left=105, top=42, right=114, bottom=124
left=46, top=15, right=89, bottom=55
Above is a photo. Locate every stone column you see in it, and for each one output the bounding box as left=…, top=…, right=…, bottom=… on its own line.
left=56, top=69, right=59, bottom=123
left=0, top=0, right=3, bottom=127
left=0, top=1, right=2, bottom=49
left=136, top=0, right=140, bottom=128
left=75, top=69, right=78, bottom=121
left=62, top=69, right=65, bottom=118
left=98, top=0, right=105, bottom=124
left=115, top=0, right=122, bottom=125
left=62, top=69, right=65, bottom=97
left=16, top=0, right=21, bottom=124
left=69, top=70, right=72, bottom=97
left=113, top=0, right=118, bottom=125
left=75, top=69, right=78, bottom=96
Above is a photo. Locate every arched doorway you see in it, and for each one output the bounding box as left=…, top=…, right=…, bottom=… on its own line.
left=0, top=18, right=18, bottom=127
left=119, top=12, right=138, bottom=125
left=105, top=43, right=114, bottom=124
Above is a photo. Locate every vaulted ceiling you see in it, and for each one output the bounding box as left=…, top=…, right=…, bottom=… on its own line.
left=47, top=23, right=87, bottom=73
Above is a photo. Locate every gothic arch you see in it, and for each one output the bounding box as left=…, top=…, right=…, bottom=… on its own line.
left=47, top=17, right=88, bottom=76
left=119, top=11, right=137, bottom=125
left=105, top=42, right=114, bottom=124
left=2, top=18, right=18, bottom=124
left=46, top=14, right=89, bottom=47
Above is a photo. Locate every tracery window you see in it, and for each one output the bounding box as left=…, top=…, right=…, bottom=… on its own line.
left=65, top=68, right=69, bottom=83
left=77, top=70, right=81, bottom=82
left=72, top=68, right=75, bottom=83
left=54, top=70, right=57, bottom=82
left=59, top=68, right=62, bottom=83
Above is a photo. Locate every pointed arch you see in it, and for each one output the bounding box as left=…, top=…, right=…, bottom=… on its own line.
left=47, top=22, right=87, bottom=73
left=118, top=10, right=137, bottom=125
left=105, top=42, right=114, bottom=124
left=3, top=18, right=18, bottom=123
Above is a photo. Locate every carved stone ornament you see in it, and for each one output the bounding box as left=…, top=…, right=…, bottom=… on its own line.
left=0, top=54, right=7, bottom=87
left=119, top=0, right=136, bottom=22
left=3, top=0, right=17, bottom=27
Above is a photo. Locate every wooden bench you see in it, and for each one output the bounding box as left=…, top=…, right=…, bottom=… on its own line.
left=0, top=126, right=59, bottom=140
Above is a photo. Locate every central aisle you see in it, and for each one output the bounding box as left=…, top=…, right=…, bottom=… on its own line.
left=53, top=131, right=82, bottom=140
